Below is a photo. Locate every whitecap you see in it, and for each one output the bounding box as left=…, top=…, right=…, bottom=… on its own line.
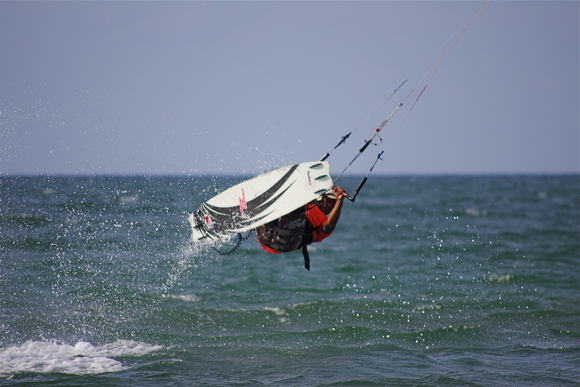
left=465, top=208, right=488, bottom=217
left=484, top=274, right=515, bottom=283
left=414, top=304, right=442, bottom=311
left=163, top=293, right=202, bottom=303
left=263, top=307, right=287, bottom=316
left=0, top=340, right=163, bottom=376
left=119, top=196, right=138, bottom=203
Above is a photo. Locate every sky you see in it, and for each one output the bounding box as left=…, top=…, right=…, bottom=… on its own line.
left=1, top=1, right=578, bottom=176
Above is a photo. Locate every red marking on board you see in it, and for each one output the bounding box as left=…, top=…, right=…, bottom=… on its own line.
left=204, top=215, right=211, bottom=224
left=239, top=188, right=248, bottom=218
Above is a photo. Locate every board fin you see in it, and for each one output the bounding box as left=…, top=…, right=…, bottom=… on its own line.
left=302, top=245, right=310, bottom=270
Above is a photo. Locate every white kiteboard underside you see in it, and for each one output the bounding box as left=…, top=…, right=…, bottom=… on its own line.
left=188, top=161, right=333, bottom=242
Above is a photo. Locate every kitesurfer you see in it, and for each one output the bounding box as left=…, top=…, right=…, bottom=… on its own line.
left=256, top=186, right=346, bottom=268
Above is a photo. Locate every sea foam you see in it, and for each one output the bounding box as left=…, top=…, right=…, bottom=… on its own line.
left=0, top=340, right=163, bottom=376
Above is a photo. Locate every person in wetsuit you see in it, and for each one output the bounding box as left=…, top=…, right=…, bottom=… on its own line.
left=256, top=186, right=347, bottom=269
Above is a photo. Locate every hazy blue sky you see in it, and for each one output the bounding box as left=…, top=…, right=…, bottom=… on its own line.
left=1, top=1, right=578, bottom=176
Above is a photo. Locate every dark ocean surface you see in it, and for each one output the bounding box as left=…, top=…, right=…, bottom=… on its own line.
left=1, top=174, right=578, bottom=386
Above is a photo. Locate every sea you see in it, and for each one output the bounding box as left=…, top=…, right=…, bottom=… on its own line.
left=0, top=174, right=578, bottom=386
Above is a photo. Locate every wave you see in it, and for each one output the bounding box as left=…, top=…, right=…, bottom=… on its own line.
left=162, top=293, right=202, bottom=303
left=0, top=340, right=163, bottom=376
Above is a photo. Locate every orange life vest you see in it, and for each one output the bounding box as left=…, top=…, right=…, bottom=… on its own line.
left=304, top=202, right=333, bottom=244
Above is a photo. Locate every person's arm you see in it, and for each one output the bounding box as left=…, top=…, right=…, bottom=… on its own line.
left=323, top=186, right=346, bottom=233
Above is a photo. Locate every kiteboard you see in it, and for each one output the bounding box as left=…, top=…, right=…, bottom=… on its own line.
left=188, top=161, right=333, bottom=242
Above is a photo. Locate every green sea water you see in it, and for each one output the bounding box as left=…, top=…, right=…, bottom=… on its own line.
left=1, top=174, right=578, bottom=386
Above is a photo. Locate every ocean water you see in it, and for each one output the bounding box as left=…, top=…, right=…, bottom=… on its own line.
left=0, top=174, right=578, bottom=386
